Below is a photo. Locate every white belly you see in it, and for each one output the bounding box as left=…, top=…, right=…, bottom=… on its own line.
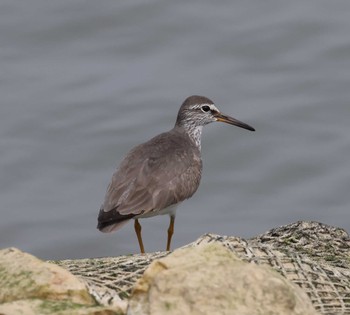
left=135, top=204, right=178, bottom=219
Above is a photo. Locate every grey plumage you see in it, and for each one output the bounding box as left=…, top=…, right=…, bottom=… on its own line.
left=97, top=128, right=202, bottom=232
left=97, top=95, right=255, bottom=252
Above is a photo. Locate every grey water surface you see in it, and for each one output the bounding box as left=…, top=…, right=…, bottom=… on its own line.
left=1, top=0, right=350, bottom=259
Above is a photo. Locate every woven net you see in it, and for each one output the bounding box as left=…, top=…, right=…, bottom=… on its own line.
left=52, top=221, right=350, bottom=314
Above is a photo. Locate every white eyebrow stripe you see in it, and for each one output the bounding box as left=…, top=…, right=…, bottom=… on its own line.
left=191, top=103, right=216, bottom=110
left=209, top=104, right=219, bottom=111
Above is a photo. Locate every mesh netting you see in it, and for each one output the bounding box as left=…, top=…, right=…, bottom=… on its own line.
left=52, top=221, right=350, bottom=314
left=53, top=251, right=168, bottom=306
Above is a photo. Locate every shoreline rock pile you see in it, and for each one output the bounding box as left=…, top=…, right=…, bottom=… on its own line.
left=1, top=221, right=349, bottom=315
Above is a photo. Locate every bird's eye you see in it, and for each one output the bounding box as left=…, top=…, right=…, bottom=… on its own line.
left=201, top=105, right=210, bottom=112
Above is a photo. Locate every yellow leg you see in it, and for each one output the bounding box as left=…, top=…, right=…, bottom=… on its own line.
left=134, top=219, right=145, bottom=254
left=166, top=215, right=175, bottom=252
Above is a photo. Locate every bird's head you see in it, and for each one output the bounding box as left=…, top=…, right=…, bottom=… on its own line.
left=175, top=95, right=255, bottom=131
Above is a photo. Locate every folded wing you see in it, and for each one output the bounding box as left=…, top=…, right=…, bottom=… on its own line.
left=97, top=130, right=202, bottom=232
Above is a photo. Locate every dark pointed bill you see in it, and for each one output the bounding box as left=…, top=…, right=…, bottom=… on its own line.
left=214, top=112, right=255, bottom=131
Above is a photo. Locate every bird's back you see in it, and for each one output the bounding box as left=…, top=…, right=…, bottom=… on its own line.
left=97, top=128, right=202, bottom=232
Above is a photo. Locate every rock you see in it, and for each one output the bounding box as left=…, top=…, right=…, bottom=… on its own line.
left=127, top=243, right=318, bottom=315
left=0, top=247, right=125, bottom=315
left=0, top=247, right=94, bottom=305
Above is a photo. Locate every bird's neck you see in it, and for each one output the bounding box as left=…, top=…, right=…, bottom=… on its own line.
left=175, top=124, right=203, bottom=150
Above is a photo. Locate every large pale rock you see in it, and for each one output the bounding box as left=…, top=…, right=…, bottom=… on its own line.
left=0, top=248, right=125, bottom=314
left=0, top=247, right=94, bottom=305
left=127, top=243, right=318, bottom=315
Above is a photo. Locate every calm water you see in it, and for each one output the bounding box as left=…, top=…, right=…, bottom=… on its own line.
left=1, top=1, right=350, bottom=259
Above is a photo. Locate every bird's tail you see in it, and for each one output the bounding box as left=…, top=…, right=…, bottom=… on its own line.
left=97, top=206, right=135, bottom=233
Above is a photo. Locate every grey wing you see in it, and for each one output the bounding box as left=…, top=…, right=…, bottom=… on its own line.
left=97, top=134, right=202, bottom=232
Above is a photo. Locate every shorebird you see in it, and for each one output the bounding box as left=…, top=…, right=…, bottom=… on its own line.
left=97, top=95, right=255, bottom=253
